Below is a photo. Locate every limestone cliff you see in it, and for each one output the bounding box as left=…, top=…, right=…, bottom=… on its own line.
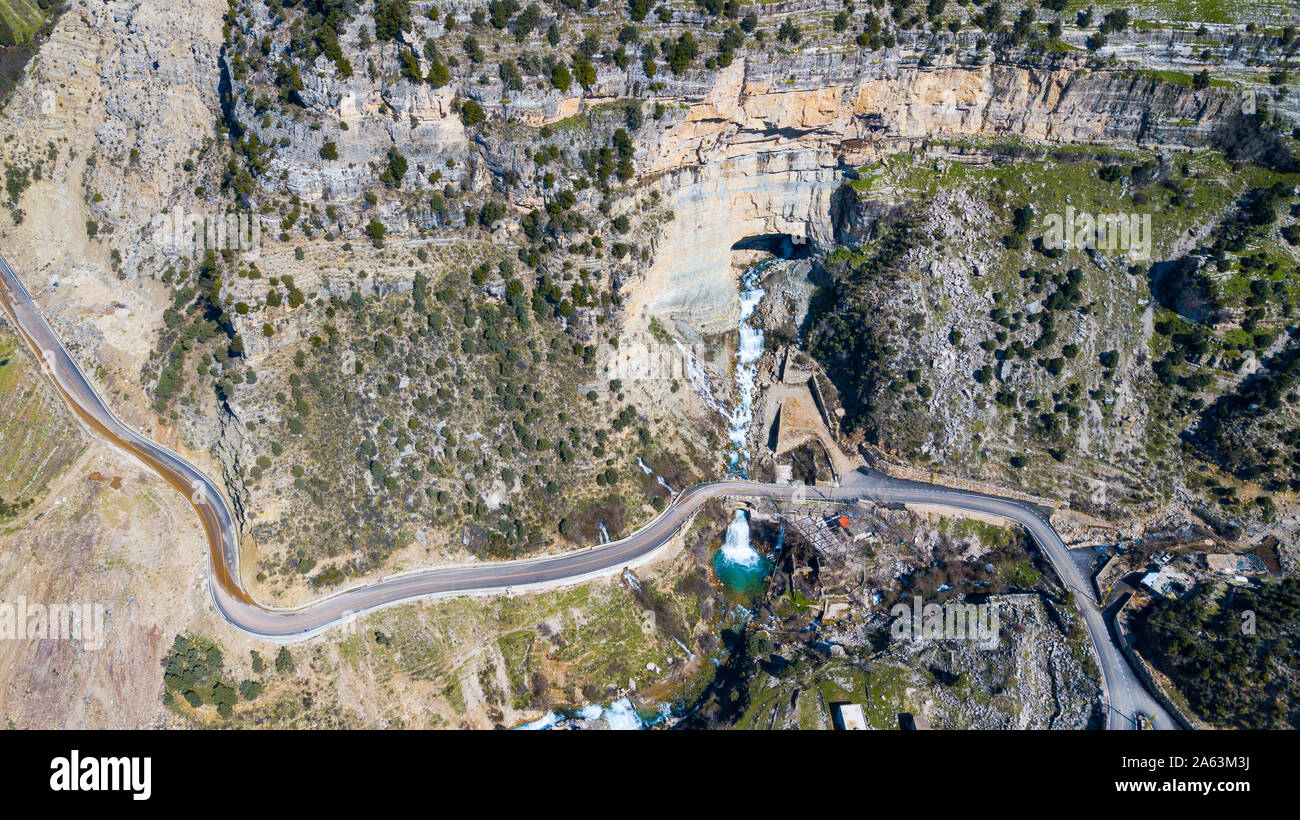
left=1, top=0, right=1296, bottom=592
left=631, top=56, right=1282, bottom=335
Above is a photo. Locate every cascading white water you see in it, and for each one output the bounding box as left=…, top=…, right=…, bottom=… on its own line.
left=727, top=268, right=766, bottom=476
left=638, top=456, right=677, bottom=494
left=720, top=508, right=761, bottom=566
left=676, top=340, right=725, bottom=417
left=718, top=263, right=768, bottom=569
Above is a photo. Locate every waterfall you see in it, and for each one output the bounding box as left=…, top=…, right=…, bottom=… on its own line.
left=673, top=261, right=770, bottom=585
left=639, top=456, right=677, bottom=494
left=727, top=265, right=766, bottom=476
left=716, top=263, right=768, bottom=569
left=720, top=508, right=761, bottom=567
left=676, top=340, right=726, bottom=417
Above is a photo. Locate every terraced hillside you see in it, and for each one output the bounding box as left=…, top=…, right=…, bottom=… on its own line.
left=0, top=326, right=83, bottom=518
left=0, top=0, right=60, bottom=109
left=0, top=0, right=50, bottom=47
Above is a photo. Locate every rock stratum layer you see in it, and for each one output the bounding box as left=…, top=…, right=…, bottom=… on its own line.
left=633, top=56, right=1278, bottom=334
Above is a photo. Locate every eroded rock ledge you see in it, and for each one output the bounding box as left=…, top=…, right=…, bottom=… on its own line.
left=631, top=57, right=1278, bottom=335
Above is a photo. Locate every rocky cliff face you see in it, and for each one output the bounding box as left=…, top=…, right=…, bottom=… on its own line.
left=0, top=0, right=227, bottom=436
left=240, top=6, right=469, bottom=204
left=2, top=0, right=1297, bottom=586
left=207, top=7, right=1300, bottom=343
left=627, top=56, right=1279, bottom=335
left=0, top=0, right=1297, bottom=728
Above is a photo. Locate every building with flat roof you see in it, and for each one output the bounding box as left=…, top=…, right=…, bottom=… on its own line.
left=1140, top=567, right=1194, bottom=599
left=1206, top=553, right=1266, bottom=575
left=899, top=712, right=931, bottom=730
left=834, top=703, right=867, bottom=730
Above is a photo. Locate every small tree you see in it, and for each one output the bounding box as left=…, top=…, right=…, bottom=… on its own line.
left=275, top=646, right=295, bottom=674
left=550, top=62, right=572, bottom=92
left=460, top=99, right=486, bottom=125
left=426, top=61, right=451, bottom=87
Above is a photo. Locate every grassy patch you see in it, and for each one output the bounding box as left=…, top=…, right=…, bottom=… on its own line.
left=0, top=331, right=84, bottom=515
left=0, top=0, right=49, bottom=47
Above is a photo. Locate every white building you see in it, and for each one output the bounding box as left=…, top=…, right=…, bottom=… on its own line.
left=835, top=703, right=867, bottom=730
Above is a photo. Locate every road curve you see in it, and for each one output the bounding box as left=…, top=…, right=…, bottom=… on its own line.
left=0, top=252, right=1172, bottom=729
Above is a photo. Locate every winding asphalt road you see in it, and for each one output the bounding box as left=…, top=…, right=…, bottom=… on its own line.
left=0, top=251, right=1172, bottom=729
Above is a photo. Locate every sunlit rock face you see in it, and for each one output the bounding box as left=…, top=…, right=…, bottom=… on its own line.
left=276, top=78, right=469, bottom=203
left=626, top=56, right=1267, bottom=337
left=637, top=150, right=839, bottom=337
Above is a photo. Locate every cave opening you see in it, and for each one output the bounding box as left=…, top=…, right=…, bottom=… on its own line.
left=730, top=233, right=812, bottom=260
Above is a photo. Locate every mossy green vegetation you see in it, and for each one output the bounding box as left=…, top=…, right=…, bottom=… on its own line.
left=0, top=0, right=52, bottom=47
left=1134, top=578, right=1300, bottom=728
left=806, top=143, right=1300, bottom=520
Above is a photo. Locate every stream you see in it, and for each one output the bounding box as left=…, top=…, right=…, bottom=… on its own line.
left=512, top=262, right=777, bottom=729
left=712, top=262, right=772, bottom=595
